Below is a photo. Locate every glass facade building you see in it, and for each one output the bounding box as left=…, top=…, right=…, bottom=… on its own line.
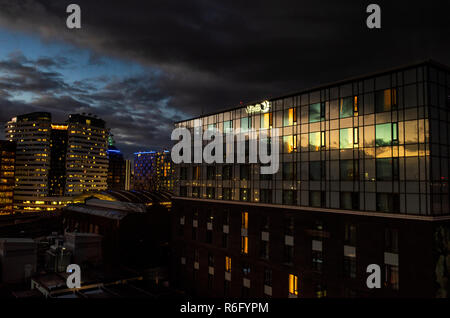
left=174, top=61, right=450, bottom=216
left=170, top=61, right=450, bottom=298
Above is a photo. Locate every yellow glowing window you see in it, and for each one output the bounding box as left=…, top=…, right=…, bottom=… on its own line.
left=283, top=107, right=297, bottom=126
left=289, top=274, right=298, bottom=295
left=225, top=256, right=232, bottom=272
left=353, top=96, right=359, bottom=113
left=241, top=236, right=248, bottom=254
left=283, top=135, right=297, bottom=153
left=241, top=212, right=248, bottom=229
left=261, top=112, right=273, bottom=129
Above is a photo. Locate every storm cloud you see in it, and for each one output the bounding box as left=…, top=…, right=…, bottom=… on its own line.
left=0, top=0, right=448, bottom=156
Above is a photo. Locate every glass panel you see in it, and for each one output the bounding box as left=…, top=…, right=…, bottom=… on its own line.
left=375, top=89, right=396, bottom=113
left=340, top=160, right=358, bottom=181
left=224, top=120, right=233, bottom=133
left=283, top=162, right=295, bottom=180
left=376, top=158, right=398, bottom=181
left=309, top=161, right=322, bottom=181
left=241, top=117, right=251, bottom=132
left=310, top=191, right=322, bottom=207
left=339, top=128, right=353, bottom=149
left=283, top=135, right=296, bottom=153
left=283, top=108, right=295, bottom=126
left=375, top=123, right=392, bottom=147
left=309, top=132, right=321, bottom=151
left=309, top=103, right=321, bottom=123
left=260, top=113, right=272, bottom=129
left=404, top=121, right=418, bottom=144
left=340, top=97, right=354, bottom=118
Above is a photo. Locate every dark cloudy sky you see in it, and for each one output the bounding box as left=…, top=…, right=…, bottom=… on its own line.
left=0, top=0, right=448, bottom=158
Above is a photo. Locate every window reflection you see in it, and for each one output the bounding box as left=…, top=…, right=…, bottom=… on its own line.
left=260, top=112, right=273, bottom=129
left=283, top=108, right=297, bottom=126
left=224, top=120, right=233, bottom=133
left=283, top=135, right=297, bottom=153
left=375, top=88, right=397, bottom=113
left=309, top=132, right=321, bottom=151
left=309, top=103, right=324, bottom=123
left=241, top=117, right=251, bottom=132
left=340, top=97, right=354, bottom=118
left=376, top=158, right=399, bottom=181
left=339, top=128, right=353, bottom=149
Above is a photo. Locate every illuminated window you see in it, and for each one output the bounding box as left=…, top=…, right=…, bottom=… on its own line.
left=339, top=128, right=353, bottom=149
left=241, top=236, right=248, bottom=254
left=283, top=107, right=297, bottom=126
left=261, top=112, right=273, bottom=129
left=289, top=274, right=299, bottom=295
left=241, top=211, right=248, bottom=229
left=225, top=256, right=232, bottom=272
left=283, top=135, right=297, bottom=153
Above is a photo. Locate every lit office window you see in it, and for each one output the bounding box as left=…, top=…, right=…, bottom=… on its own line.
left=224, top=120, right=233, bottom=133
left=309, top=132, right=321, bottom=151
left=288, top=274, right=299, bottom=296
left=339, top=128, right=354, bottom=149
left=225, top=256, right=232, bottom=272
left=241, top=236, right=249, bottom=254
left=309, top=103, right=323, bottom=123
left=240, top=188, right=249, bottom=201
left=321, top=131, right=326, bottom=147
left=375, top=88, right=397, bottom=113
left=283, top=107, right=297, bottom=126
left=192, top=187, right=200, bottom=198
left=283, top=135, right=297, bottom=153
left=242, top=211, right=248, bottom=229
left=206, top=187, right=215, bottom=199
left=353, top=96, right=359, bottom=114
left=261, top=112, right=273, bottom=129
left=315, top=284, right=327, bottom=298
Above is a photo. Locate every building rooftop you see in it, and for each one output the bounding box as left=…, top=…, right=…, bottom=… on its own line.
left=74, top=190, right=172, bottom=205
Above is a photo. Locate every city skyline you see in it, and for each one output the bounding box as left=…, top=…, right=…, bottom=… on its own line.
left=0, top=1, right=448, bottom=159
